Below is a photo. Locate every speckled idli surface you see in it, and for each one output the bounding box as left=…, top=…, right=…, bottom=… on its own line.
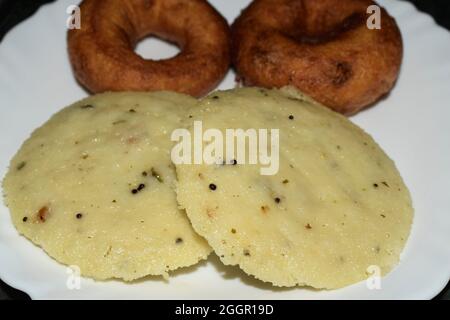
left=3, top=92, right=211, bottom=281
left=175, top=87, right=413, bottom=289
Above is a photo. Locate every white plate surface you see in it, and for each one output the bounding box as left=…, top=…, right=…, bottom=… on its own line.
left=0, top=0, right=449, bottom=299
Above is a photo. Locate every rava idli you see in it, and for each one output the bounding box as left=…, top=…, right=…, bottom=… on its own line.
left=3, top=92, right=211, bottom=281
left=175, top=87, right=413, bottom=289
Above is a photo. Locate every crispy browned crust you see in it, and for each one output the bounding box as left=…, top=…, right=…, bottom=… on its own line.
left=231, top=0, right=403, bottom=115
left=68, top=0, right=231, bottom=97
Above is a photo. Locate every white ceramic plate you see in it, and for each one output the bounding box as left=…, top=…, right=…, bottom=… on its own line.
left=1, top=0, right=449, bottom=300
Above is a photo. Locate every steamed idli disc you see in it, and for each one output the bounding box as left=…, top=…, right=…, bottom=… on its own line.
left=3, top=92, right=211, bottom=281
left=175, top=87, right=413, bottom=289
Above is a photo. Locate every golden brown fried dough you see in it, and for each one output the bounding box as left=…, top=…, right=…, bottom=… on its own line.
left=232, top=0, right=403, bottom=114
left=68, top=0, right=231, bottom=97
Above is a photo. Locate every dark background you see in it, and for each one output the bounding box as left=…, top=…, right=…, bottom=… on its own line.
left=0, top=0, right=449, bottom=300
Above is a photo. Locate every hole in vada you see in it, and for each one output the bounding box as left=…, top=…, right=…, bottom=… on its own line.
left=134, top=36, right=180, bottom=61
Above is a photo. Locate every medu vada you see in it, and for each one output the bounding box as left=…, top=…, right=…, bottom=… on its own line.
left=68, top=0, right=231, bottom=97
left=231, top=0, right=403, bottom=114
